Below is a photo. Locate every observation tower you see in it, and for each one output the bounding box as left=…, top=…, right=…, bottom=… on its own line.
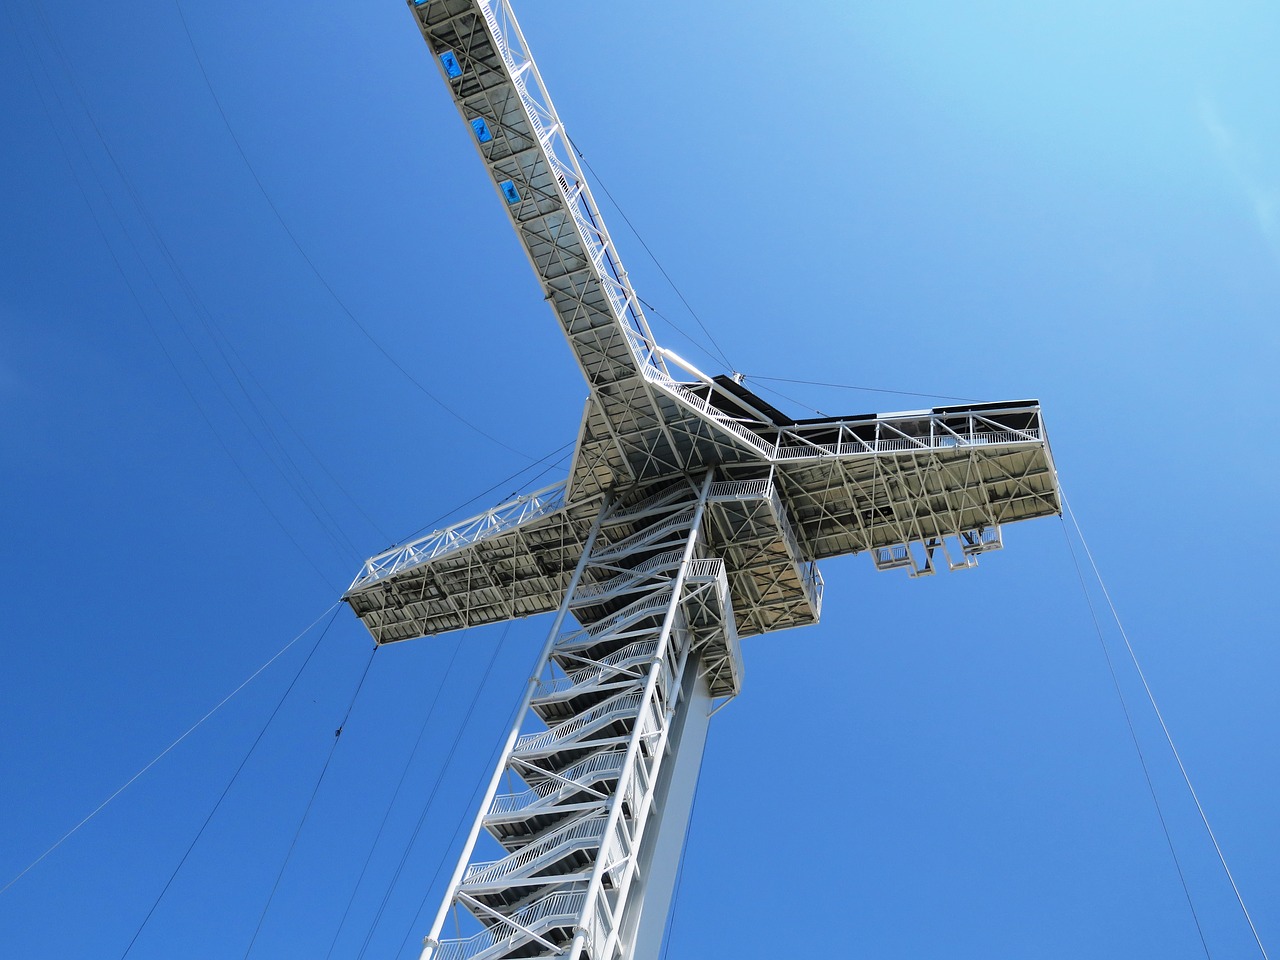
left=344, top=2, right=1062, bottom=958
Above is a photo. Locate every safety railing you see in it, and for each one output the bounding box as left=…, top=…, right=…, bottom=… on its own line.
left=487, top=750, right=626, bottom=817
left=514, top=691, right=644, bottom=755
left=589, top=508, right=694, bottom=562
left=571, top=551, right=682, bottom=604
left=625, top=335, right=774, bottom=458
left=801, top=561, right=824, bottom=617
left=614, top=482, right=690, bottom=519
left=707, top=478, right=771, bottom=500
left=685, top=558, right=725, bottom=583
left=773, top=427, right=1044, bottom=460
left=349, top=481, right=566, bottom=590
left=556, top=591, right=673, bottom=649
left=480, top=0, right=657, bottom=374
left=429, top=890, right=586, bottom=960
left=463, top=815, right=606, bottom=886
left=709, top=478, right=822, bottom=615
left=533, top=638, right=657, bottom=702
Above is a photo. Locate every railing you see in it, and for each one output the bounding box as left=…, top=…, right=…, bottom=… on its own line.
left=429, top=890, right=586, bottom=960
left=488, top=750, right=626, bottom=817
left=763, top=484, right=802, bottom=565
left=773, top=427, right=1044, bottom=460
left=614, top=482, right=690, bottom=519
left=348, top=480, right=566, bottom=591
left=590, top=508, right=694, bottom=562
left=709, top=479, right=823, bottom=615
left=514, top=691, right=644, bottom=755
left=463, top=815, right=606, bottom=886
left=707, top=478, right=770, bottom=500
left=685, top=558, right=724, bottom=582
left=571, top=551, right=682, bottom=603
left=625, top=333, right=774, bottom=458
left=556, top=591, right=673, bottom=649
left=532, top=638, right=657, bottom=702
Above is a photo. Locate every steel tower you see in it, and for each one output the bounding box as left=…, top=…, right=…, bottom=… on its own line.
left=344, top=2, right=1062, bottom=959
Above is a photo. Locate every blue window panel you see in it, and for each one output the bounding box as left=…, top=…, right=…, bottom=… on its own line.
left=413, top=1, right=429, bottom=7
left=499, top=180, right=520, bottom=204
left=439, top=50, right=462, bottom=79
left=470, top=117, right=493, bottom=144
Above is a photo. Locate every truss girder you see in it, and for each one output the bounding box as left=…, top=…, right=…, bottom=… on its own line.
left=411, top=0, right=741, bottom=484
left=346, top=405, right=1056, bottom=644
left=773, top=438, right=1059, bottom=561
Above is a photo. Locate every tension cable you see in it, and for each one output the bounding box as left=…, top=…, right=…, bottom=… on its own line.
left=1063, top=493, right=1271, bottom=960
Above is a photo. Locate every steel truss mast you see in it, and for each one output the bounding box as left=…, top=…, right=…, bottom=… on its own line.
left=344, top=2, right=1062, bottom=959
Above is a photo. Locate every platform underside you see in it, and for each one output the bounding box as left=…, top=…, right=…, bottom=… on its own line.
left=345, top=401, right=1059, bottom=645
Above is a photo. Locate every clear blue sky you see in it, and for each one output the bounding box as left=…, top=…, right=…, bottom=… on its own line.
left=2, top=1, right=1278, bottom=958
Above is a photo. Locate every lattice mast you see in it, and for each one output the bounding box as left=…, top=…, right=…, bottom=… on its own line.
left=344, top=3, right=1062, bottom=959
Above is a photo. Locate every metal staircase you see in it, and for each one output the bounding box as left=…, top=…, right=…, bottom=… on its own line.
left=422, top=476, right=744, bottom=960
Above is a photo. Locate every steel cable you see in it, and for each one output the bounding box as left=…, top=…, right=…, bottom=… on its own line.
left=16, top=0, right=365, bottom=572
left=173, top=0, right=531, bottom=460
left=1059, top=516, right=1213, bottom=959
left=242, top=639, right=381, bottom=959
left=354, top=624, right=517, bottom=960
left=1063, top=494, right=1271, bottom=960
left=119, top=607, right=343, bottom=958
left=0, top=602, right=342, bottom=897
left=322, top=631, right=470, bottom=960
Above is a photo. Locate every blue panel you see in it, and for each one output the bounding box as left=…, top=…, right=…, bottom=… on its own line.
left=439, top=50, right=462, bottom=79
left=499, top=180, right=520, bottom=204
left=470, top=117, right=493, bottom=144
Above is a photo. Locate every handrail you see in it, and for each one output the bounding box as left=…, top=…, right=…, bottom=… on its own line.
left=488, top=750, right=626, bottom=816
left=532, top=638, right=657, bottom=702
left=571, top=551, right=682, bottom=603
left=590, top=508, right=694, bottom=561
left=514, top=691, right=643, bottom=755
left=430, top=890, right=586, bottom=960
left=556, top=592, right=673, bottom=649
left=685, top=558, right=724, bottom=581
left=773, top=428, right=1043, bottom=460
left=708, top=478, right=770, bottom=499
left=614, top=482, right=690, bottom=518
left=481, top=0, right=659, bottom=374
left=349, top=480, right=566, bottom=590
left=707, top=480, right=822, bottom=614
left=463, top=815, right=606, bottom=886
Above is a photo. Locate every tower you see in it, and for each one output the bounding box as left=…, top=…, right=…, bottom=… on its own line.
left=343, top=3, right=1062, bottom=959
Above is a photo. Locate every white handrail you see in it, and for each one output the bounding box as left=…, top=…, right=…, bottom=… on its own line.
left=773, top=428, right=1043, bottom=460
left=514, top=691, right=644, bottom=755
left=555, top=592, right=673, bottom=650
left=431, top=890, right=586, bottom=960
left=532, top=638, right=657, bottom=702
left=488, top=750, right=626, bottom=816
left=571, top=551, right=682, bottom=603
left=463, top=815, right=606, bottom=886
left=349, top=480, right=566, bottom=590
left=589, top=508, right=694, bottom=561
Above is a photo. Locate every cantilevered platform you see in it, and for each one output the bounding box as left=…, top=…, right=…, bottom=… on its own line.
left=345, top=394, right=1058, bottom=645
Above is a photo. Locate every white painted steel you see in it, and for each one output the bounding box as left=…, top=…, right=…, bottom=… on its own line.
left=418, top=476, right=736, bottom=960
left=349, top=2, right=1065, bottom=958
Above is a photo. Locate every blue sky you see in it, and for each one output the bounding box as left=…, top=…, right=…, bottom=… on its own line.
left=2, top=1, right=1278, bottom=957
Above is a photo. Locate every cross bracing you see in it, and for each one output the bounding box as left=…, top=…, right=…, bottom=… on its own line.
left=343, top=3, right=1063, bottom=959
left=346, top=402, right=1054, bottom=643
